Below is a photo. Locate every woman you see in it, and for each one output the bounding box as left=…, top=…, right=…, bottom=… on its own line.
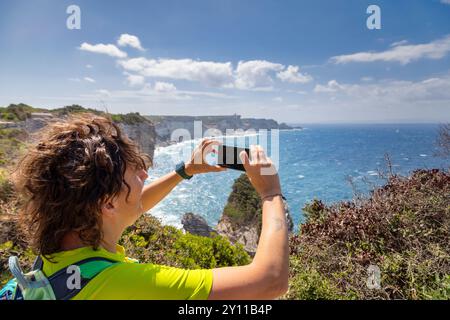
left=12, top=113, right=289, bottom=300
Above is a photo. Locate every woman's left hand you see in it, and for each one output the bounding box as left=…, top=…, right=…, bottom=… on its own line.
left=185, top=138, right=227, bottom=176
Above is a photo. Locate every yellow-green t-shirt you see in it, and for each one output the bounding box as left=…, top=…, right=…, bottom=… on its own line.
left=41, top=245, right=213, bottom=300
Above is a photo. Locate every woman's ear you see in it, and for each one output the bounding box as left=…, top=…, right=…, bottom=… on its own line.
left=101, top=201, right=116, bottom=217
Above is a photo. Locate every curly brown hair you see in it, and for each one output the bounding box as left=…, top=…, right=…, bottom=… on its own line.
left=12, top=113, right=151, bottom=256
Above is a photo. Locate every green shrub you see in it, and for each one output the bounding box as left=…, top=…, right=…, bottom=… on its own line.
left=289, top=169, right=450, bottom=300
left=120, top=214, right=250, bottom=269
left=168, top=232, right=250, bottom=269
left=0, top=104, right=37, bottom=122
left=223, top=174, right=262, bottom=226
left=302, top=199, right=328, bottom=224
left=0, top=169, right=14, bottom=202
left=284, top=257, right=347, bottom=300
left=111, top=112, right=146, bottom=125
left=0, top=241, right=35, bottom=286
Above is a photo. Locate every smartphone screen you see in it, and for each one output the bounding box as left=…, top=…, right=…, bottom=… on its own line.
left=217, top=145, right=250, bottom=171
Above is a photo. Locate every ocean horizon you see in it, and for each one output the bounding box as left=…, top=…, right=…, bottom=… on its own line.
left=145, top=123, right=449, bottom=232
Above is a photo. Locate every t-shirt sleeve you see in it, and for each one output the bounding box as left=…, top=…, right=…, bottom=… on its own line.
left=78, top=263, right=214, bottom=300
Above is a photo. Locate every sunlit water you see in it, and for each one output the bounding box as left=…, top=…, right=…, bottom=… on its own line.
left=145, top=124, right=449, bottom=232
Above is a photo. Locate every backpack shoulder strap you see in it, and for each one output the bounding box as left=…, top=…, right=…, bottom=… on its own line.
left=32, top=256, right=43, bottom=271
left=44, top=257, right=118, bottom=300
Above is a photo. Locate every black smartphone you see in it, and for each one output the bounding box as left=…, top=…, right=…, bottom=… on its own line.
left=216, top=145, right=250, bottom=171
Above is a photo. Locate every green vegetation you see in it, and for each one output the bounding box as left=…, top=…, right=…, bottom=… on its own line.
left=0, top=103, right=148, bottom=125
left=110, top=112, right=147, bottom=125
left=0, top=128, right=28, bottom=167
left=0, top=103, right=42, bottom=122
left=285, top=169, right=449, bottom=300
left=120, top=215, right=250, bottom=269
left=0, top=128, right=28, bottom=202
left=50, top=104, right=103, bottom=117
left=223, top=174, right=262, bottom=231
left=51, top=105, right=147, bottom=125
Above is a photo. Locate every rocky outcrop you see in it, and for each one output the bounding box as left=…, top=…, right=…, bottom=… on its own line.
left=181, top=213, right=217, bottom=237
left=216, top=174, right=294, bottom=256
left=2, top=112, right=157, bottom=160
left=120, top=121, right=156, bottom=160
left=22, top=113, right=53, bottom=133
left=175, top=174, right=292, bottom=256
left=146, top=115, right=293, bottom=145
left=215, top=215, right=260, bottom=256
left=216, top=193, right=293, bottom=256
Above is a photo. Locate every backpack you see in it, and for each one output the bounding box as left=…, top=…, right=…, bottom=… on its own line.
left=0, top=255, right=117, bottom=300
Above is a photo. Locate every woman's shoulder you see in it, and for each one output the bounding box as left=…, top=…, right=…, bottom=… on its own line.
left=41, top=245, right=128, bottom=276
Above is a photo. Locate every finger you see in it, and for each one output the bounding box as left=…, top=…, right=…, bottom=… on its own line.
left=260, top=163, right=272, bottom=168
left=203, top=139, right=220, bottom=151
left=202, top=140, right=220, bottom=159
left=257, top=145, right=268, bottom=163
left=239, top=150, right=250, bottom=171
left=250, top=145, right=258, bottom=165
left=205, top=139, right=220, bottom=146
left=211, top=165, right=227, bottom=172
left=199, top=138, right=211, bottom=151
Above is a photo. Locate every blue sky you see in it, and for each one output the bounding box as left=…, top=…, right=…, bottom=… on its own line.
left=0, top=0, right=450, bottom=123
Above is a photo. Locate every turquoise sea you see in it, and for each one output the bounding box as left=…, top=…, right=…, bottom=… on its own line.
left=145, top=124, right=449, bottom=231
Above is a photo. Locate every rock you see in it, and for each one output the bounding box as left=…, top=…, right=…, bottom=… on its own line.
left=145, top=114, right=293, bottom=144
left=1, top=109, right=157, bottom=161
left=181, top=213, right=217, bottom=237
left=216, top=215, right=260, bottom=257
left=215, top=174, right=294, bottom=256
left=120, top=120, right=156, bottom=160
left=0, top=121, right=18, bottom=129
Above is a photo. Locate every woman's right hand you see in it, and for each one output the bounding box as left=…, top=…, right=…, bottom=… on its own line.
left=239, top=145, right=282, bottom=199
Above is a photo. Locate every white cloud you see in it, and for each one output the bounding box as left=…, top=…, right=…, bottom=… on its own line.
left=390, top=40, right=408, bottom=47
left=86, top=64, right=93, bottom=69
left=314, top=76, right=450, bottom=102
left=234, top=60, right=284, bottom=90
left=441, top=0, right=450, bottom=4
left=125, top=73, right=146, bottom=87
left=117, top=34, right=145, bottom=51
left=96, top=89, right=111, bottom=97
left=84, top=77, right=96, bottom=83
left=314, top=80, right=344, bottom=93
left=276, top=65, right=312, bottom=83
left=154, top=81, right=177, bottom=93
left=80, top=42, right=127, bottom=58
left=85, top=86, right=233, bottom=103
left=118, top=57, right=234, bottom=87
left=331, top=35, right=450, bottom=65
left=272, top=96, right=283, bottom=102
left=83, top=36, right=313, bottom=91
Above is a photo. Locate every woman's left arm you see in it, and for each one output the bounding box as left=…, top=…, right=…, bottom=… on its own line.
left=140, top=170, right=184, bottom=213
left=140, top=139, right=226, bottom=213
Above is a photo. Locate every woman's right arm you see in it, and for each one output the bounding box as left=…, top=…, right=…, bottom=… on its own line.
left=208, top=145, right=289, bottom=300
